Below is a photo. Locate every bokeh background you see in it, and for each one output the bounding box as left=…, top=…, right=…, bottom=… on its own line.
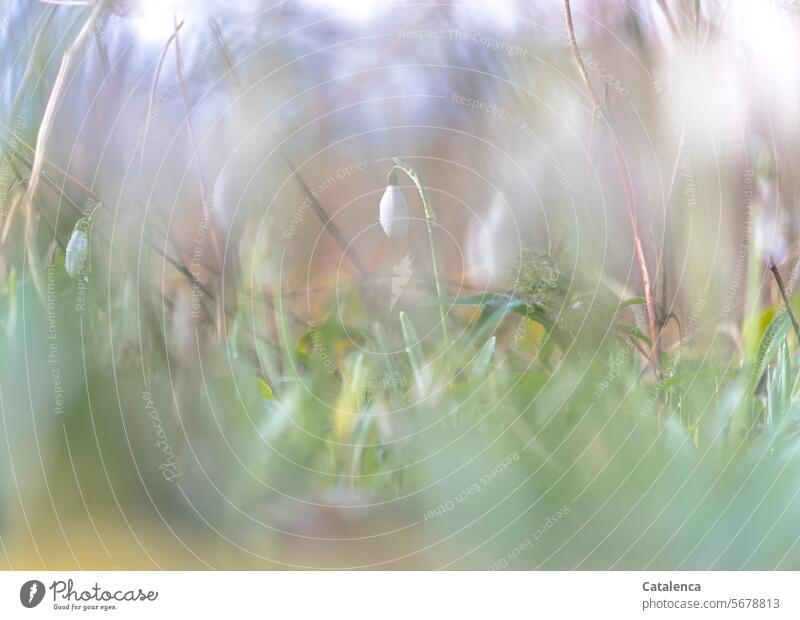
left=2, top=0, right=800, bottom=569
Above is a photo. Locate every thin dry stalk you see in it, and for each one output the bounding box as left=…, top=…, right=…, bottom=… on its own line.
left=563, top=0, right=660, bottom=370
left=210, top=21, right=369, bottom=277
left=140, top=20, right=184, bottom=173
left=93, top=28, right=110, bottom=76
left=171, top=15, right=226, bottom=340
left=282, top=151, right=368, bottom=276
left=11, top=5, right=57, bottom=115
left=209, top=18, right=243, bottom=92
left=2, top=125, right=96, bottom=194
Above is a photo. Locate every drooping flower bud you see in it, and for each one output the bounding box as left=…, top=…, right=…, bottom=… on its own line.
left=65, top=225, right=89, bottom=279
left=379, top=170, right=409, bottom=238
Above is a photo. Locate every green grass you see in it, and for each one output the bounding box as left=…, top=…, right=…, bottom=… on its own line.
left=2, top=0, right=800, bottom=571
left=3, top=237, right=800, bottom=568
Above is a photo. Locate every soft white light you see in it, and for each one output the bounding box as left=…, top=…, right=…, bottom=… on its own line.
left=130, top=0, right=183, bottom=41
left=304, top=0, right=386, bottom=22
left=732, top=1, right=800, bottom=127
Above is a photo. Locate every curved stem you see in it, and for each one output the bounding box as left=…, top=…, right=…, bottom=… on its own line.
left=390, top=158, right=449, bottom=347
left=80, top=199, right=102, bottom=280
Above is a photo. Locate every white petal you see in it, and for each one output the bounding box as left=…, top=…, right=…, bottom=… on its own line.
left=466, top=195, right=518, bottom=287
left=379, top=186, right=409, bottom=238
left=65, top=227, right=89, bottom=279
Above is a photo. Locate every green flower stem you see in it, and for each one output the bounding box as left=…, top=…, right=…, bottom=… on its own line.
left=390, top=158, right=449, bottom=347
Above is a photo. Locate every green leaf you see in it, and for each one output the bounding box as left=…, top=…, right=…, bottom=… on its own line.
left=614, top=324, right=652, bottom=347
left=422, top=292, right=513, bottom=308
left=616, top=296, right=647, bottom=309
left=750, top=312, right=790, bottom=391
left=256, top=378, right=275, bottom=400
left=400, top=311, right=429, bottom=391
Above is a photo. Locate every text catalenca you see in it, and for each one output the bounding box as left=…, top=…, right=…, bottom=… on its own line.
left=643, top=582, right=701, bottom=592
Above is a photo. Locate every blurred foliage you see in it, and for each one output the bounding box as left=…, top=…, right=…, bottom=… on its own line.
left=2, top=237, right=800, bottom=569
left=2, top=0, right=800, bottom=571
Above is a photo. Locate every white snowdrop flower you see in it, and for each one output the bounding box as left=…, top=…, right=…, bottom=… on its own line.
left=379, top=171, right=409, bottom=238
left=466, top=193, right=519, bottom=287
left=756, top=211, right=788, bottom=266
left=65, top=226, right=89, bottom=279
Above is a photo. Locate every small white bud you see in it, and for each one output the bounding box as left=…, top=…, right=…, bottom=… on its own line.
left=379, top=171, right=409, bottom=238
left=65, top=226, right=89, bottom=279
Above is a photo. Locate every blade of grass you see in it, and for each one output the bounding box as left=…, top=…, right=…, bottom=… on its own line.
left=399, top=311, right=429, bottom=392
left=470, top=336, right=496, bottom=381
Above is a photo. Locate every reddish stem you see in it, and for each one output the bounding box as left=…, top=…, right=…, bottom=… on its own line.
left=563, top=0, right=660, bottom=369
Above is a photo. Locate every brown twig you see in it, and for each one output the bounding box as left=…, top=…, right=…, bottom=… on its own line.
left=281, top=151, right=368, bottom=276
left=563, top=0, right=660, bottom=370
left=209, top=18, right=243, bottom=92
left=171, top=14, right=226, bottom=341
left=770, top=262, right=800, bottom=342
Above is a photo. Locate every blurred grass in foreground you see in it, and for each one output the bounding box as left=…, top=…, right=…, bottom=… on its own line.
left=2, top=244, right=800, bottom=569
